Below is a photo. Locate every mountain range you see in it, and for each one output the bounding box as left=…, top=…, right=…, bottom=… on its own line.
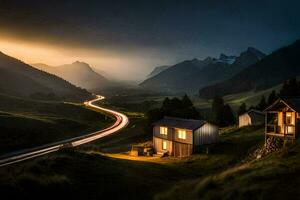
left=32, top=61, right=110, bottom=91
left=140, top=47, right=266, bottom=94
left=0, top=52, right=92, bottom=102
left=199, top=39, right=300, bottom=98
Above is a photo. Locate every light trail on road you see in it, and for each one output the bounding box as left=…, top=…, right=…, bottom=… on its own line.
left=0, top=95, right=129, bottom=167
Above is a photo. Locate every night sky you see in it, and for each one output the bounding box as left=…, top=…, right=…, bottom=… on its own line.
left=0, top=0, right=300, bottom=81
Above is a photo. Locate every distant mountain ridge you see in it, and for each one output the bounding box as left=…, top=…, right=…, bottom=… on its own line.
left=199, top=40, right=300, bottom=98
left=147, top=65, right=170, bottom=78
left=0, top=52, right=92, bottom=102
left=32, top=61, right=110, bottom=91
left=140, top=47, right=266, bottom=93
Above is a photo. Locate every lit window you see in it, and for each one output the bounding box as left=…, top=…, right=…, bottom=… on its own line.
left=162, top=140, right=167, bottom=150
left=160, top=127, right=168, bottom=135
left=286, top=112, right=292, bottom=125
left=178, top=129, right=186, bottom=139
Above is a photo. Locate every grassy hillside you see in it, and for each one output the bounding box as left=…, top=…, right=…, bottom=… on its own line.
left=194, top=83, right=281, bottom=110
left=0, top=94, right=113, bottom=154
left=0, top=124, right=265, bottom=200
left=156, top=136, right=300, bottom=200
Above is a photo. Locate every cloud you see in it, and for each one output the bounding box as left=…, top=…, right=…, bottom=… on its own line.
left=0, top=0, right=299, bottom=81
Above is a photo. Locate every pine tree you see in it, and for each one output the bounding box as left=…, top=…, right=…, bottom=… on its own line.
left=280, top=78, right=300, bottom=97
left=257, top=96, right=267, bottom=111
left=212, top=96, right=228, bottom=126
left=237, top=103, right=247, bottom=115
left=182, top=94, right=193, bottom=108
left=267, top=90, right=277, bottom=105
left=223, top=104, right=236, bottom=126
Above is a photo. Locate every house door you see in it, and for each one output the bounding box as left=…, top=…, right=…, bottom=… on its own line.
left=284, top=112, right=295, bottom=134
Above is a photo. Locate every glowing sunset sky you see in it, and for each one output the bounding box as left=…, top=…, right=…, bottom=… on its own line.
left=0, top=0, right=300, bottom=81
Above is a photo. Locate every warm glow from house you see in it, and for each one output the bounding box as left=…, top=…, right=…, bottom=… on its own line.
left=162, top=140, right=167, bottom=150
left=160, top=127, right=168, bottom=135
left=286, top=112, right=293, bottom=125
left=178, top=129, right=186, bottom=139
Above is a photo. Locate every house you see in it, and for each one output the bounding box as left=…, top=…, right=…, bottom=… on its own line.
left=264, top=98, right=300, bottom=142
left=239, top=109, right=265, bottom=128
left=152, top=117, right=219, bottom=157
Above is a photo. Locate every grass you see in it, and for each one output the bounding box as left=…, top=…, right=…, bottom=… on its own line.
left=193, top=84, right=282, bottom=111
left=0, top=123, right=266, bottom=200
left=155, top=129, right=300, bottom=200
left=0, top=93, right=114, bottom=155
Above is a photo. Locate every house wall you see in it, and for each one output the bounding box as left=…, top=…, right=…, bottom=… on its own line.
left=153, top=126, right=174, bottom=141
left=297, top=113, right=300, bottom=136
left=239, top=114, right=251, bottom=128
left=277, top=112, right=296, bottom=134
left=153, top=123, right=218, bottom=156
left=153, top=137, right=173, bottom=155
left=174, top=128, right=193, bottom=144
left=173, top=142, right=193, bottom=157
left=153, top=125, right=192, bottom=144
left=193, top=123, right=219, bottom=146
left=249, top=113, right=265, bottom=125
left=278, top=112, right=283, bottom=133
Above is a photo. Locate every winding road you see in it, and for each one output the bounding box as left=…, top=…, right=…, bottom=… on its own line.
left=0, top=95, right=129, bottom=167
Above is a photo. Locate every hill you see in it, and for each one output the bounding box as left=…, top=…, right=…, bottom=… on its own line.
left=199, top=39, right=300, bottom=98
left=0, top=121, right=265, bottom=200
left=0, top=52, right=92, bottom=102
left=146, top=65, right=171, bottom=78
left=32, top=61, right=110, bottom=91
left=140, top=47, right=265, bottom=94
left=156, top=133, right=300, bottom=200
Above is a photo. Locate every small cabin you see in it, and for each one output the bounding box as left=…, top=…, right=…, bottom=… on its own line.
left=264, top=98, right=300, bottom=141
left=239, top=109, right=265, bottom=128
left=152, top=117, right=219, bottom=157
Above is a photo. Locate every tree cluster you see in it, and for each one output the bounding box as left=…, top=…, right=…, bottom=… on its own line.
left=147, top=95, right=200, bottom=124
left=237, top=78, right=300, bottom=114
left=212, top=96, right=235, bottom=127
left=280, top=78, right=300, bottom=97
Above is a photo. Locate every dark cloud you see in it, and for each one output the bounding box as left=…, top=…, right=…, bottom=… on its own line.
left=0, top=0, right=300, bottom=80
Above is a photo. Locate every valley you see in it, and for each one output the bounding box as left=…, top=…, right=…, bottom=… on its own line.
left=0, top=2, right=300, bottom=199
left=0, top=93, right=114, bottom=155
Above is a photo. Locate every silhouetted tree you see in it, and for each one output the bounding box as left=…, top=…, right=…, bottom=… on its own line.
left=257, top=96, right=267, bottom=111
left=182, top=94, right=193, bottom=108
left=237, top=103, right=247, bottom=115
left=161, top=97, right=183, bottom=113
left=280, top=78, right=300, bottom=97
left=147, top=95, right=201, bottom=128
left=212, top=96, right=236, bottom=127
left=223, top=104, right=236, bottom=126
left=267, top=90, right=277, bottom=105
left=212, top=96, right=225, bottom=126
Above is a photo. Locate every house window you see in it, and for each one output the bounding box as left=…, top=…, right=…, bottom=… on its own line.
left=286, top=112, right=292, bottom=125
left=178, top=129, right=186, bottom=139
left=162, top=140, right=167, bottom=150
left=160, top=127, right=168, bottom=135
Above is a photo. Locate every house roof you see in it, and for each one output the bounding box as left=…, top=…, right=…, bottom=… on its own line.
left=240, top=109, right=264, bottom=116
left=264, top=98, right=300, bottom=112
left=152, top=116, right=206, bottom=130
